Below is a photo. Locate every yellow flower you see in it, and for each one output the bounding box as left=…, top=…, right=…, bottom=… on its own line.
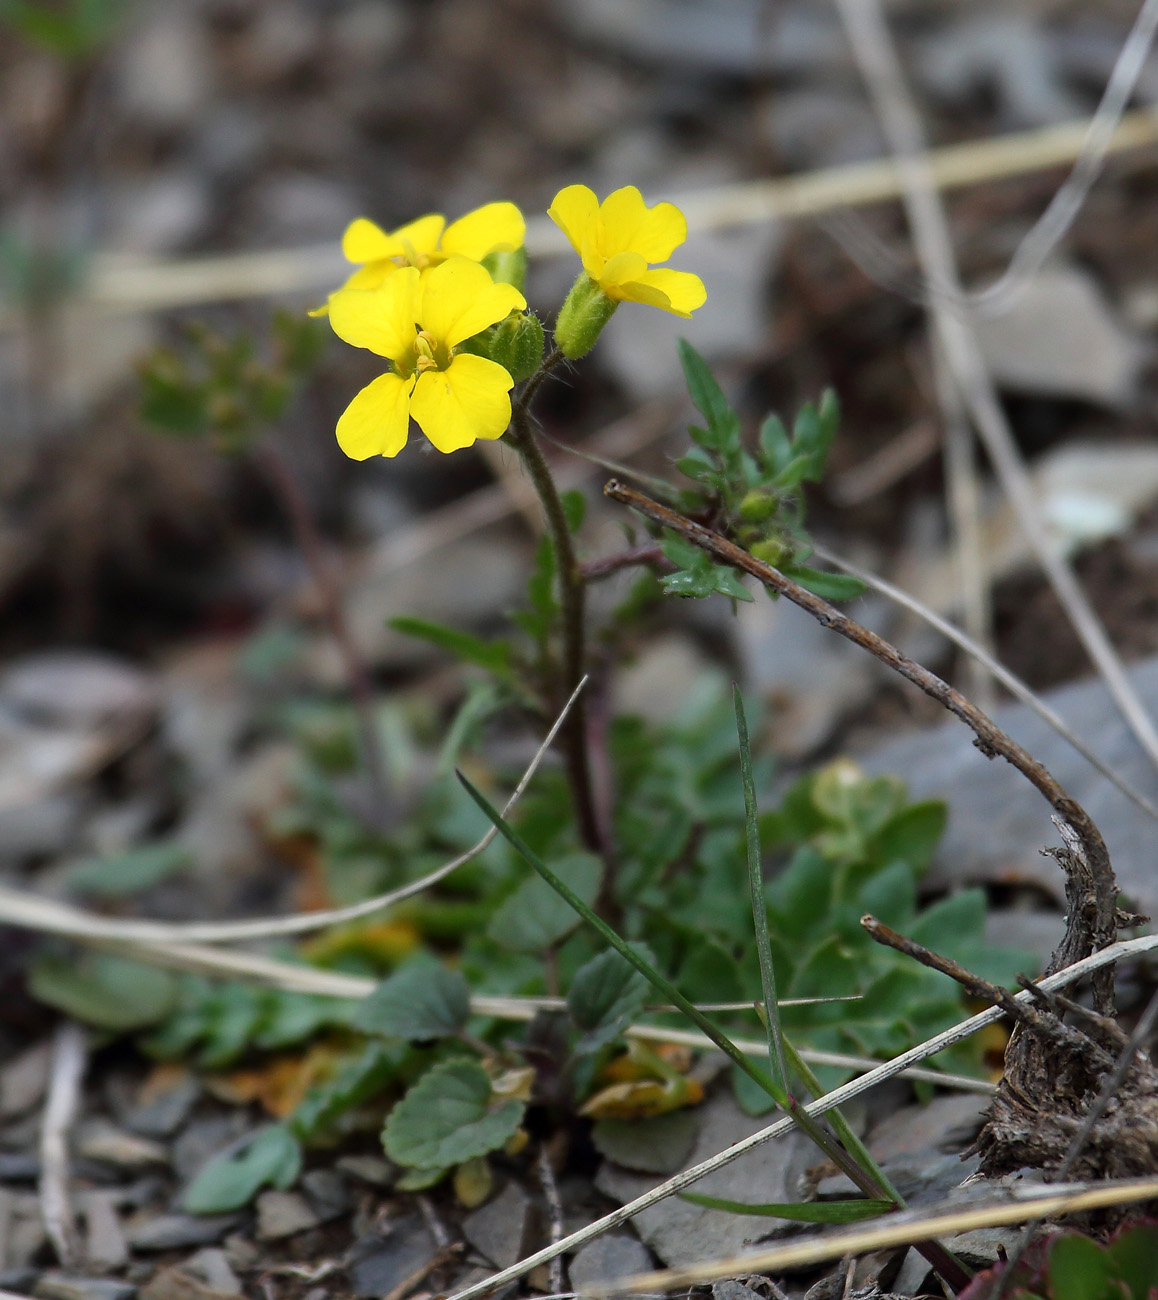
left=547, top=184, right=705, bottom=317
left=328, top=257, right=526, bottom=458
left=338, top=201, right=525, bottom=293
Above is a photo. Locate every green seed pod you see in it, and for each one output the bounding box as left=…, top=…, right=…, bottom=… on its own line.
left=489, top=310, right=544, bottom=382
left=750, top=537, right=788, bottom=568
left=482, top=247, right=528, bottom=292
left=738, top=490, right=777, bottom=524
left=553, top=272, right=618, bottom=360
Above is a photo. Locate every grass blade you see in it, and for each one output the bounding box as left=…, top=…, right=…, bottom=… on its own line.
left=455, top=771, right=894, bottom=1196
left=680, top=1192, right=892, bottom=1223
left=733, top=685, right=788, bottom=1094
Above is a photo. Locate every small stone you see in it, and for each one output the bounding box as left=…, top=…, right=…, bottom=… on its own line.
left=1, top=652, right=158, bottom=731
left=0, top=1268, right=38, bottom=1293
left=462, top=1182, right=534, bottom=1270
left=713, top=1283, right=765, bottom=1300
left=171, top=1117, right=245, bottom=1183
left=255, top=1191, right=320, bottom=1241
left=35, top=1274, right=136, bottom=1300
left=595, top=1091, right=814, bottom=1268
left=78, top=1121, right=168, bottom=1170
left=346, top=1220, right=437, bottom=1299
left=0, top=1040, right=51, bottom=1118
left=300, top=1169, right=350, bottom=1221
left=140, top=1266, right=243, bottom=1300
left=335, top=1155, right=395, bottom=1187
left=0, top=1152, right=40, bottom=1181
left=221, top=1236, right=259, bottom=1274
left=866, top=1094, right=989, bottom=1163
left=185, top=1250, right=240, bottom=1296
left=972, top=265, right=1147, bottom=406
left=83, top=1192, right=129, bottom=1272
left=126, top=1214, right=240, bottom=1252
left=125, top=1070, right=200, bottom=1139
left=569, top=1235, right=652, bottom=1291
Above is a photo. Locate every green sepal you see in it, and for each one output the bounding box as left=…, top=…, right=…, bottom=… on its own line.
left=554, top=272, right=618, bottom=359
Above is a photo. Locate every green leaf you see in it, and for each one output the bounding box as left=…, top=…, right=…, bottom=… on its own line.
left=759, top=414, right=793, bottom=473
left=679, top=1192, right=891, bottom=1223
left=567, top=946, right=651, bottom=1050
left=735, top=686, right=787, bottom=1093
left=66, top=842, right=191, bottom=897
left=678, top=339, right=735, bottom=442
left=290, top=1041, right=403, bottom=1142
left=1048, top=1233, right=1114, bottom=1300
left=868, top=800, right=947, bottom=872
left=561, top=489, right=586, bottom=533
left=353, top=962, right=471, bottom=1041
left=31, top=952, right=175, bottom=1032
left=782, top=566, right=865, bottom=602
left=769, top=454, right=816, bottom=491
left=197, top=984, right=266, bottom=1069
left=487, top=851, right=603, bottom=953
left=382, top=1058, right=525, bottom=1170
left=389, top=616, right=511, bottom=677
left=183, top=1124, right=302, bottom=1214
left=396, top=1165, right=450, bottom=1191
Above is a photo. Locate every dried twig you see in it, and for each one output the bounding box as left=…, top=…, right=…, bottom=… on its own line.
left=537, top=1144, right=567, bottom=1295
left=39, top=1021, right=87, bottom=1268
left=861, top=916, right=1114, bottom=1072
left=834, top=0, right=1158, bottom=855
left=604, top=479, right=1118, bottom=975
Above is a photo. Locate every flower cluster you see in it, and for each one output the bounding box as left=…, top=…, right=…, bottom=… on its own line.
left=321, top=187, right=705, bottom=459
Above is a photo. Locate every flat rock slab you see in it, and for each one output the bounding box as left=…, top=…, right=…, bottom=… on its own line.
left=569, top=1235, right=653, bottom=1292
left=861, top=653, right=1158, bottom=922
left=595, top=1092, right=814, bottom=1268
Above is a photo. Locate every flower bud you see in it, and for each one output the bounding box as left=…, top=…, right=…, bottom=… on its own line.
left=738, top=490, right=777, bottom=524
left=553, top=272, right=618, bottom=359
left=751, top=537, right=788, bottom=568
left=482, top=247, right=527, bottom=292
left=489, top=310, right=544, bottom=382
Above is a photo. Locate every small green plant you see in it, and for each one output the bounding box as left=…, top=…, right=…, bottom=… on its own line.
left=960, top=1221, right=1158, bottom=1300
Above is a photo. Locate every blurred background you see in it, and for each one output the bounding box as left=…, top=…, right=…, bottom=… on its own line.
left=3, top=0, right=1158, bottom=887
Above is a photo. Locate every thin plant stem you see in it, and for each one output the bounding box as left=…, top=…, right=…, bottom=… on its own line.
left=457, top=772, right=971, bottom=1292
left=255, top=440, right=389, bottom=825
left=604, top=478, right=1120, bottom=1014
left=506, top=350, right=602, bottom=854
left=733, top=686, right=788, bottom=1094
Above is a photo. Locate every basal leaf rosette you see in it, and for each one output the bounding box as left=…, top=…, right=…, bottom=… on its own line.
left=549, top=184, right=707, bottom=358
left=327, top=257, right=525, bottom=458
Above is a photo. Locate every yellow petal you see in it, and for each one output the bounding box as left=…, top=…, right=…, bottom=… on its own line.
left=409, top=354, right=513, bottom=453
left=441, top=201, right=526, bottom=260
left=597, top=187, right=688, bottom=264
left=599, top=250, right=649, bottom=287
left=328, top=268, right=420, bottom=362
left=342, top=260, right=396, bottom=292
left=341, top=218, right=400, bottom=264
left=613, top=279, right=673, bottom=310
left=548, top=184, right=599, bottom=256
left=632, top=267, right=707, bottom=317
left=420, top=257, right=525, bottom=349
left=336, top=372, right=413, bottom=459
left=391, top=212, right=446, bottom=257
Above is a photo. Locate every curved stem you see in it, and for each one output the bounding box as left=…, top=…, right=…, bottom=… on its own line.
left=605, top=479, right=1120, bottom=1013
left=506, top=351, right=602, bottom=854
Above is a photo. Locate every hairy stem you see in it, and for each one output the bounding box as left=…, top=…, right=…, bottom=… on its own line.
left=506, top=352, right=602, bottom=854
